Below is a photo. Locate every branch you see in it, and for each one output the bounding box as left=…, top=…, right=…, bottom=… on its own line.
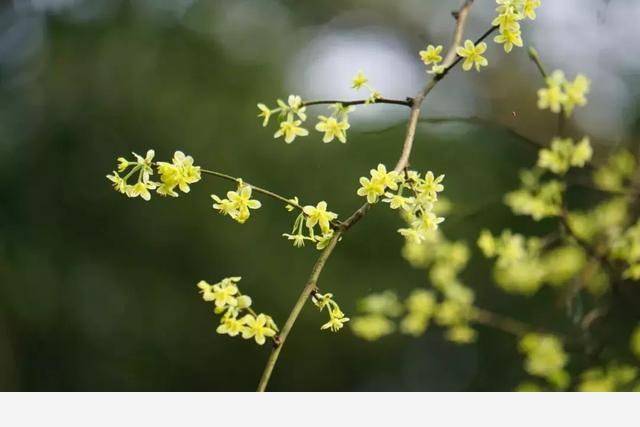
left=256, top=0, right=485, bottom=391
left=256, top=230, right=342, bottom=392
left=303, top=98, right=413, bottom=108
left=201, top=168, right=344, bottom=228
left=201, top=168, right=303, bottom=211
left=471, top=308, right=530, bottom=336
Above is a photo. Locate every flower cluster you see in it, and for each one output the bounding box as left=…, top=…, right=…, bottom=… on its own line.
left=537, top=137, right=592, bottom=175
left=478, top=229, right=597, bottom=295
left=351, top=71, right=382, bottom=104
left=352, top=228, right=477, bottom=344
left=419, top=44, right=445, bottom=75
left=350, top=291, right=401, bottom=341
left=456, top=40, right=488, bottom=72
left=537, top=70, right=591, bottom=116
left=258, top=95, right=356, bottom=144
left=311, top=291, right=350, bottom=332
left=504, top=171, right=564, bottom=221
left=593, top=149, right=637, bottom=193
left=504, top=137, right=593, bottom=221
left=519, top=333, right=569, bottom=390
left=197, top=277, right=278, bottom=345
left=107, top=150, right=201, bottom=201
left=611, top=219, right=640, bottom=280
left=211, top=179, right=262, bottom=224
left=492, top=0, right=540, bottom=52
left=577, top=364, right=640, bottom=392
left=282, top=201, right=338, bottom=250
left=356, top=165, right=446, bottom=244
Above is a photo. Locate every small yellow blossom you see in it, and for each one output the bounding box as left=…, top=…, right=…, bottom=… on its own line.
left=241, top=314, right=277, bottom=345
left=351, top=71, right=368, bottom=90
left=257, top=103, right=272, bottom=127
left=321, top=308, right=350, bottom=332
left=277, top=94, right=307, bottom=121
left=537, top=70, right=568, bottom=114
left=303, top=201, right=338, bottom=234
left=357, top=177, right=385, bottom=203
left=456, top=40, right=488, bottom=72
left=382, top=192, right=415, bottom=211
left=494, top=27, right=523, bottom=53
left=419, top=44, right=443, bottom=66
left=315, top=116, right=350, bottom=143
left=216, top=315, right=246, bottom=337
left=274, top=117, right=309, bottom=143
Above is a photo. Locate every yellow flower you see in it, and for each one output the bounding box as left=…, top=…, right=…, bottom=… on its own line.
left=398, top=227, right=427, bottom=244
left=537, top=70, right=568, bottom=114
left=522, top=0, right=541, bottom=20
left=456, top=40, right=488, bottom=72
left=357, top=176, right=385, bottom=203
left=228, top=184, right=261, bottom=214
left=303, top=201, right=338, bottom=234
left=285, top=196, right=300, bottom=212
left=156, top=151, right=201, bottom=197
left=216, top=315, right=247, bottom=337
left=351, top=315, right=395, bottom=341
left=419, top=44, right=443, bottom=66
left=494, top=27, right=523, bottom=53
left=282, top=233, right=311, bottom=248
left=321, top=308, right=350, bottom=332
left=277, top=94, right=307, bottom=121
left=257, top=103, right=272, bottom=127
left=562, top=74, right=590, bottom=116
left=370, top=164, right=400, bottom=191
left=106, top=172, right=127, bottom=193
left=197, top=280, right=215, bottom=301
left=519, top=333, right=568, bottom=381
left=211, top=281, right=239, bottom=308
left=211, top=194, right=238, bottom=217
left=492, top=5, right=522, bottom=31
left=351, top=70, right=368, bottom=90
left=418, top=171, right=445, bottom=200
left=315, top=116, right=350, bottom=143
left=382, top=192, right=415, bottom=211
left=214, top=183, right=262, bottom=224
left=274, top=117, right=309, bottom=143
left=241, top=314, right=276, bottom=345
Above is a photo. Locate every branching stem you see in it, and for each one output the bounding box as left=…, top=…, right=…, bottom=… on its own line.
left=256, top=0, right=488, bottom=392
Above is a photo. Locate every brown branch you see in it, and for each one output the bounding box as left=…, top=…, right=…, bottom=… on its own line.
left=303, top=98, right=413, bottom=108
left=256, top=0, right=482, bottom=391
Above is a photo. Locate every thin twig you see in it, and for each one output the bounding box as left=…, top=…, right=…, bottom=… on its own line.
left=201, top=169, right=302, bottom=211
left=256, top=0, right=481, bottom=392
left=471, top=308, right=530, bottom=336
left=201, top=168, right=344, bottom=228
left=256, top=230, right=342, bottom=392
left=303, top=98, right=413, bottom=108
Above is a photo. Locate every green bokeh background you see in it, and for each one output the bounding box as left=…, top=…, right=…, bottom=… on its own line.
left=1, top=0, right=639, bottom=391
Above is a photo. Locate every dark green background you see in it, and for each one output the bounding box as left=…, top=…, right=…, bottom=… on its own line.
left=1, top=0, right=639, bottom=391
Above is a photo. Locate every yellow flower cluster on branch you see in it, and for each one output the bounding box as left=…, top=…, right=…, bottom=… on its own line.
left=351, top=71, right=382, bottom=104
left=211, top=179, right=262, bottom=224
left=504, top=137, right=594, bottom=221
left=282, top=201, right=339, bottom=250
left=197, top=277, right=278, bottom=345
left=107, top=150, right=201, bottom=201
left=519, top=333, right=569, bottom=390
left=352, top=228, right=477, bottom=344
left=311, top=291, right=350, bottom=332
left=492, top=0, right=540, bottom=53
left=537, top=70, right=590, bottom=116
